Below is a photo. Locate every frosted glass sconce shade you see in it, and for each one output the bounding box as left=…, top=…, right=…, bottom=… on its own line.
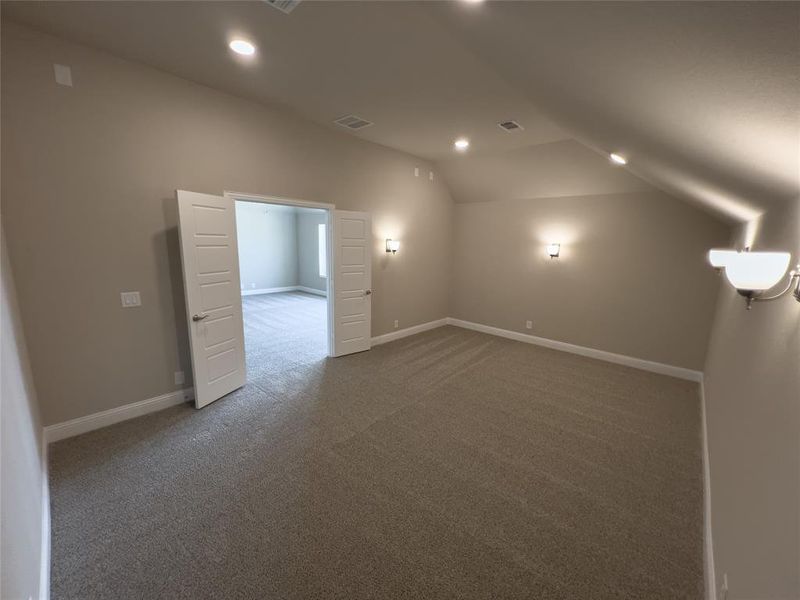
left=708, top=248, right=737, bottom=269
left=724, top=251, right=790, bottom=292
left=707, top=247, right=798, bottom=310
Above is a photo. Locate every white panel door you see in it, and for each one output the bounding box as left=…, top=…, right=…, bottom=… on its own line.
left=332, top=210, right=372, bottom=356
left=176, top=190, right=246, bottom=408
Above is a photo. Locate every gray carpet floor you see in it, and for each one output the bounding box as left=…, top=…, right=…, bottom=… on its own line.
left=242, top=291, right=328, bottom=381
left=49, top=298, right=704, bottom=599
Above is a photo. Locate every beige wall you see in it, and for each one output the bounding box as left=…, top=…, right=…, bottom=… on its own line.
left=450, top=191, right=729, bottom=370
left=235, top=201, right=298, bottom=292
left=4, top=16, right=797, bottom=600
left=703, top=202, right=800, bottom=599
left=1, top=23, right=454, bottom=425
left=297, top=210, right=328, bottom=293
left=1, top=224, right=46, bottom=600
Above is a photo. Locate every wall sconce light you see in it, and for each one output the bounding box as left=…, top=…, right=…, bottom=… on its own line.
left=709, top=248, right=800, bottom=310
left=385, top=239, right=400, bottom=254
left=708, top=248, right=738, bottom=270
left=546, top=243, right=560, bottom=259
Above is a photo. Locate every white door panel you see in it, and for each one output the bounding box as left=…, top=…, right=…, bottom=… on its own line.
left=177, top=190, right=246, bottom=408
left=341, top=296, right=365, bottom=317
left=196, top=245, right=232, bottom=273
left=333, top=210, right=372, bottom=356
left=341, top=246, right=365, bottom=266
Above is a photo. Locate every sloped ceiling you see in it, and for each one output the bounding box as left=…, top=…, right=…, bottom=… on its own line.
left=428, top=1, right=800, bottom=221
left=0, top=1, right=568, bottom=159
left=438, top=139, right=652, bottom=204
left=2, top=1, right=798, bottom=223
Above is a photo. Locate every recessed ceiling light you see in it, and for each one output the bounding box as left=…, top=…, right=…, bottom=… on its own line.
left=454, top=138, right=470, bottom=151
left=229, top=39, right=256, bottom=56
left=610, top=153, right=627, bottom=165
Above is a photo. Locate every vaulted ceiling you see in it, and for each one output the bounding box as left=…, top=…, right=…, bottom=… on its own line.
left=0, top=1, right=569, bottom=159
left=3, top=1, right=798, bottom=222
left=428, top=1, right=800, bottom=221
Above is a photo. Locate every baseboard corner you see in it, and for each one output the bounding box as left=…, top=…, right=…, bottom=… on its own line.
left=297, top=285, right=327, bottom=297
left=371, top=318, right=448, bottom=346
left=44, top=387, right=194, bottom=444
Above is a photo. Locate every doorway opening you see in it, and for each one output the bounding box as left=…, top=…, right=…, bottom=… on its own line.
left=233, top=197, right=332, bottom=384
left=176, top=189, right=372, bottom=408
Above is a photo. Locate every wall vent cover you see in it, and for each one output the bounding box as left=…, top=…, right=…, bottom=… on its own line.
left=334, top=115, right=374, bottom=130
left=498, top=120, right=524, bottom=132
left=264, top=0, right=301, bottom=14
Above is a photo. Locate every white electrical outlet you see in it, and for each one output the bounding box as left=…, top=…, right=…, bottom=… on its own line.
left=429, top=171, right=434, bottom=181
left=251, top=283, right=256, bottom=289
left=120, top=291, right=141, bottom=307
left=525, top=320, right=533, bottom=329
left=414, top=167, right=419, bottom=177
left=393, top=320, right=399, bottom=329
left=174, top=371, right=185, bottom=385
left=721, top=573, right=729, bottom=600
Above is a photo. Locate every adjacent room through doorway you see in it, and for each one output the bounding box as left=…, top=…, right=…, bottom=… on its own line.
left=234, top=200, right=330, bottom=382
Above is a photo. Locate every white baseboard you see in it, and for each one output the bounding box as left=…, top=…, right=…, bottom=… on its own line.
left=39, top=433, right=50, bottom=600
left=371, top=318, right=448, bottom=346
left=39, top=316, right=713, bottom=596
left=446, top=318, right=703, bottom=382
left=44, top=320, right=701, bottom=444
left=297, top=286, right=327, bottom=297
left=241, top=286, right=297, bottom=296
left=242, top=286, right=327, bottom=298
left=700, top=381, right=716, bottom=600
left=369, top=317, right=703, bottom=382
left=44, top=388, right=194, bottom=443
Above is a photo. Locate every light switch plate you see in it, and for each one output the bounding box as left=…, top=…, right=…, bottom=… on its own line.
left=53, top=64, right=73, bottom=87
left=120, top=291, right=141, bottom=307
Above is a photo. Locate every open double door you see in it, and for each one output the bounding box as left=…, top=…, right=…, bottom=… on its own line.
left=176, top=190, right=372, bottom=409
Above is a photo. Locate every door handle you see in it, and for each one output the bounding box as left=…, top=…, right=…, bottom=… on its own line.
left=192, top=313, right=209, bottom=322
left=365, top=289, right=372, bottom=296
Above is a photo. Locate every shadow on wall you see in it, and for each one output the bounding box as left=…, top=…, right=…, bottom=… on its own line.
left=702, top=199, right=800, bottom=599
left=161, top=196, right=193, bottom=386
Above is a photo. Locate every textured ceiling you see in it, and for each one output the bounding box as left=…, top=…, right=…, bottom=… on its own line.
left=0, top=1, right=568, bottom=160
left=438, top=140, right=653, bottom=204
left=428, top=1, right=800, bottom=220
left=3, top=1, right=798, bottom=222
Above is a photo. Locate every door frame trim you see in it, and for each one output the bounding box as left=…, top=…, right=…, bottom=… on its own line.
left=224, top=191, right=336, bottom=357
left=226, top=191, right=334, bottom=211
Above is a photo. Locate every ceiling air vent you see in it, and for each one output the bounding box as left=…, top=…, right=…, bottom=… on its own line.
left=334, top=115, right=374, bottom=131
left=498, top=120, right=524, bottom=132
left=264, top=0, right=301, bottom=14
